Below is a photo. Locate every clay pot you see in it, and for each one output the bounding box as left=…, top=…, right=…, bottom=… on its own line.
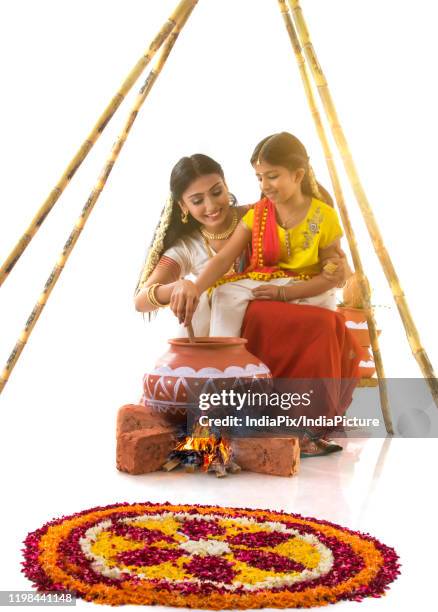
left=337, top=306, right=367, bottom=324
left=351, top=328, right=372, bottom=347
left=337, top=306, right=381, bottom=347
left=337, top=306, right=369, bottom=346
left=142, top=337, right=272, bottom=424
left=357, top=346, right=376, bottom=378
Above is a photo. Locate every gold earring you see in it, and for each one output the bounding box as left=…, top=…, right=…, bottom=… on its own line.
left=181, top=209, right=189, bottom=224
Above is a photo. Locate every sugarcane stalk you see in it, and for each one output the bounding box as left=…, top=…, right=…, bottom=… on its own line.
left=0, top=0, right=198, bottom=288
left=288, top=0, right=438, bottom=406
left=0, top=4, right=198, bottom=395
left=277, top=0, right=393, bottom=432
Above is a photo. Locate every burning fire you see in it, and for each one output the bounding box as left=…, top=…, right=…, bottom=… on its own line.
left=174, top=424, right=231, bottom=470
left=164, top=423, right=239, bottom=477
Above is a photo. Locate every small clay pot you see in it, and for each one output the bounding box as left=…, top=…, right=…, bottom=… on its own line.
left=337, top=306, right=381, bottom=348
left=336, top=306, right=367, bottom=324
left=357, top=346, right=376, bottom=378
left=142, top=337, right=272, bottom=425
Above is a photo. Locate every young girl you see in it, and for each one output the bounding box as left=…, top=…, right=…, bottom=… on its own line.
left=171, top=132, right=345, bottom=336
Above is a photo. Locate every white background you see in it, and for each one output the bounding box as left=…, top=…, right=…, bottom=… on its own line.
left=0, top=0, right=437, bottom=386
left=0, top=1, right=437, bottom=607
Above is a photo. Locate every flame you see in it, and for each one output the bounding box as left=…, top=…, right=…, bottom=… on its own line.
left=217, top=439, right=231, bottom=464
left=174, top=423, right=231, bottom=470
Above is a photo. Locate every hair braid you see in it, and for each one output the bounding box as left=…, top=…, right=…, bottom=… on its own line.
left=134, top=195, right=175, bottom=295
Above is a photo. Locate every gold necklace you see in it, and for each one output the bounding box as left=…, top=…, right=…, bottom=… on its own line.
left=276, top=207, right=303, bottom=229
left=200, top=208, right=238, bottom=240
left=200, top=231, right=236, bottom=274
left=276, top=199, right=311, bottom=259
left=277, top=210, right=295, bottom=229
left=277, top=211, right=296, bottom=259
left=276, top=197, right=311, bottom=228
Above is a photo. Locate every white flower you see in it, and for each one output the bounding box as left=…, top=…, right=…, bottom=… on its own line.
left=179, top=539, right=231, bottom=557
left=79, top=511, right=334, bottom=592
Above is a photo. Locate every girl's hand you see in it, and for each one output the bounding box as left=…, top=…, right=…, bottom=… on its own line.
left=170, top=280, right=200, bottom=326
left=322, top=247, right=352, bottom=287
left=251, top=284, right=283, bottom=301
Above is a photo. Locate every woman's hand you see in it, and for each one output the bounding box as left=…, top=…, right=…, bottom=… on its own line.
left=170, top=279, right=200, bottom=326
left=251, top=284, right=283, bottom=301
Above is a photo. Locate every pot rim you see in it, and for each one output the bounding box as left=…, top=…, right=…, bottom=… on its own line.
left=168, top=337, right=248, bottom=348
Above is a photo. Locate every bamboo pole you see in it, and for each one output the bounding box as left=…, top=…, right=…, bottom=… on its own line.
left=288, top=0, right=438, bottom=405
left=277, top=0, right=393, bottom=433
left=0, top=2, right=198, bottom=396
left=0, top=0, right=197, bottom=288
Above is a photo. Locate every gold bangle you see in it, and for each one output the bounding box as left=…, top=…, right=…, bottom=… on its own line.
left=147, top=283, right=168, bottom=308
left=278, top=286, right=287, bottom=302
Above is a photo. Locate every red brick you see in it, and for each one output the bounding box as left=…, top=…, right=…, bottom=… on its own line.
left=116, top=403, right=174, bottom=437
left=231, top=437, right=300, bottom=477
left=116, top=427, right=176, bottom=475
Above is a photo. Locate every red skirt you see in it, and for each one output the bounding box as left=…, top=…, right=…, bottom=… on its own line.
left=241, top=301, right=360, bottom=423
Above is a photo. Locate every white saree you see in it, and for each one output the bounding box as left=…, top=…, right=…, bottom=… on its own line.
left=162, top=230, right=336, bottom=338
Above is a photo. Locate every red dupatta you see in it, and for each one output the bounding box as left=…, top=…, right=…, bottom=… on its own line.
left=246, top=198, right=281, bottom=271
left=210, top=198, right=308, bottom=289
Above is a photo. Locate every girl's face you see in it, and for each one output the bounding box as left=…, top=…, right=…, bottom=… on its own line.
left=254, top=160, right=304, bottom=205
left=180, top=174, right=231, bottom=228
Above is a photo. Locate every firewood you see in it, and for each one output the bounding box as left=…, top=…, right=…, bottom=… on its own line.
left=162, top=458, right=181, bottom=472
left=227, top=460, right=241, bottom=474
left=213, top=462, right=227, bottom=478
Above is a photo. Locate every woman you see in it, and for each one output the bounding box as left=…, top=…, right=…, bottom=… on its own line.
left=135, top=152, right=358, bottom=456
left=134, top=154, right=253, bottom=333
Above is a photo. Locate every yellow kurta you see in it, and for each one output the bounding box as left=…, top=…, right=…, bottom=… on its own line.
left=241, top=198, right=343, bottom=277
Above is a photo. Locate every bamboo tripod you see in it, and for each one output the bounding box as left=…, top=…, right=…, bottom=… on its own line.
left=0, top=0, right=199, bottom=393
left=277, top=0, right=393, bottom=433
left=284, top=0, right=438, bottom=409
left=1, top=0, right=436, bottom=423
left=0, top=0, right=198, bottom=288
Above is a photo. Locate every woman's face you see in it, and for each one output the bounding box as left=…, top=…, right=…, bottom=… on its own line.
left=180, top=174, right=230, bottom=228
left=253, top=160, right=304, bottom=205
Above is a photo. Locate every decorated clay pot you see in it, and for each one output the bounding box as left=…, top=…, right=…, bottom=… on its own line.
left=142, top=337, right=272, bottom=424
left=357, top=346, right=376, bottom=378
left=337, top=307, right=381, bottom=347
left=337, top=306, right=367, bottom=325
